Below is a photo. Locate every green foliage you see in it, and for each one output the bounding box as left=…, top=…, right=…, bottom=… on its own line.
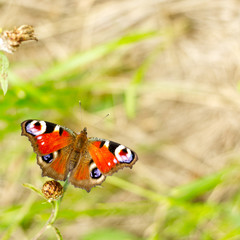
left=2, top=166, right=240, bottom=239
left=82, top=228, right=143, bottom=240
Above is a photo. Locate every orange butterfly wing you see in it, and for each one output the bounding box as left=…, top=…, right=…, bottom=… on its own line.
left=69, top=136, right=138, bottom=191
left=21, top=120, right=76, bottom=180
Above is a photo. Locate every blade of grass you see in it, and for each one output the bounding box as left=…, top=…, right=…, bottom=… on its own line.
left=58, top=201, right=155, bottom=219
left=35, top=31, right=158, bottom=82
left=170, top=168, right=229, bottom=201
left=125, top=19, right=190, bottom=118
left=125, top=50, right=157, bottom=118
left=107, top=176, right=166, bottom=203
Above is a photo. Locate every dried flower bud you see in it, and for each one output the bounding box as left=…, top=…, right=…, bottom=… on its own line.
left=0, top=25, right=38, bottom=53
left=42, top=180, right=63, bottom=201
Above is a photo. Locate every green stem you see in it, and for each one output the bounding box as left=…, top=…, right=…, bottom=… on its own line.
left=32, top=180, right=69, bottom=240
left=32, top=200, right=58, bottom=240
left=50, top=226, right=63, bottom=240
left=60, top=178, right=69, bottom=201
left=49, top=200, right=60, bottom=225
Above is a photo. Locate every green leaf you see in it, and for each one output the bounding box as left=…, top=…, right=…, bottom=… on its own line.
left=23, top=183, right=44, bottom=198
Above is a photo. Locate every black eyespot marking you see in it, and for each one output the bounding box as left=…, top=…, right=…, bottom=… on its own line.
left=45, top=122, right=56, bottom=134
left=59, top=127, right=64, bottom=136
left=121, top=148, right=128, bottom=154
left=90, top=167, right=102, bottom=179
left=25, top=120, right=43, bottom=136
left=34, top=121, right=41, bottom=127
left=108, top=141, right=120, bottom=155
left=99, top=141, right=105, bottom=148
left=42, top=153, right=54, bottom=163
left=89, top=159, right=94, bottom=165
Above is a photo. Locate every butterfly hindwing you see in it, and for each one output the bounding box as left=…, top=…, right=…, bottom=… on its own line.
left=21, top=120, right=76, bottom=180
left=68, top=130, right=106, bottom=192
left=37, top=146, right=73, bottom=180
left=69, top=157, right=106, bottom=192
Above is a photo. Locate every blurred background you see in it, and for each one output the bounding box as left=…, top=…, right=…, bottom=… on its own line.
left=1, top=0, right=240, bottom=239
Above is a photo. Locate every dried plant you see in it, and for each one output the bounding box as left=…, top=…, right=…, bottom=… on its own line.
left=0, top=25, right=38, bottom=95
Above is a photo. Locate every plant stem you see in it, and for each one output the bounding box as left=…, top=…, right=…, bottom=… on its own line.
left=31, top=200, right=59, bottom=240
left=32, top=181, right=69, bottom=240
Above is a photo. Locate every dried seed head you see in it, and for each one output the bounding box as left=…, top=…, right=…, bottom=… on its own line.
left=42, top=180, right=63, bottom=201
left=0, top=25, right=38, bottom=53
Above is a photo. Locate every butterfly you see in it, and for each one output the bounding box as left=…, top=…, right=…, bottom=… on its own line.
left=21, top=120, right=138, bottom=192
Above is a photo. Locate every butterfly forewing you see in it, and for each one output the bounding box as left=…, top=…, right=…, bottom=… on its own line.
left=21, top=120, right=76, bottom=155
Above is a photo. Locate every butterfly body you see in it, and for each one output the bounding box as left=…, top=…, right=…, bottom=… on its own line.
left=21, top=120, right=138, bottom=192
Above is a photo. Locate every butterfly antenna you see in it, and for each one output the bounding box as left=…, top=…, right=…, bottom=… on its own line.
left=79, top=101, right=82, bottom=113
left=79, top=100, right=83, bottom=127
left=93, top=113, right=110, bottom=127
left=103, top=113, right=110, bottom=120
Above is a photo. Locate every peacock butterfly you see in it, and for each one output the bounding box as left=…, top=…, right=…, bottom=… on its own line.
left=21, top=120, right=138, bottom=192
